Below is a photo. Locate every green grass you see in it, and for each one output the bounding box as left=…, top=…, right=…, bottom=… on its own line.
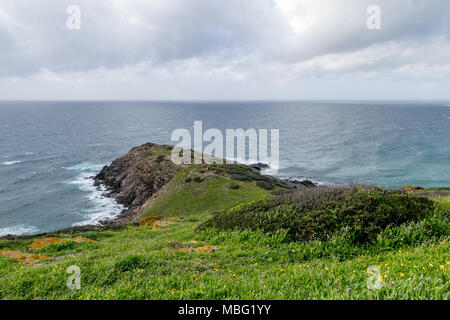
left=414, top=188, right=450, bottom=198
left=141, top=166, right=272, bottom=217
left=0, top=197, right=448, bottom=300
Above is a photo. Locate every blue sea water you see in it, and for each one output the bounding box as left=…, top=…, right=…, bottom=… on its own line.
left=0, top=101, right=449, bottom=236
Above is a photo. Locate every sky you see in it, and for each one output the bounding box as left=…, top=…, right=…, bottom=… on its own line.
left=0, top=0, right=449, bottom=100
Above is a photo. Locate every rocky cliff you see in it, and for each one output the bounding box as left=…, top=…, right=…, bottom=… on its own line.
left=95, top=143, right=316, bottom=224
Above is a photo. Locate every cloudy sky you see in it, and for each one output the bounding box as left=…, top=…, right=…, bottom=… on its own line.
left=0, top=0, right=449, bottom=100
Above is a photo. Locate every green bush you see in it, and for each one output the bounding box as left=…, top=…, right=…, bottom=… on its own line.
left=193, top=176, right=203, bottom=183
left=114, top=255, right=150, bottom=272
left=256, top=180, right=275, bottom=190
left=198, top=186, right=435, bottom=244
left=374, top=199, right=449, bottom=249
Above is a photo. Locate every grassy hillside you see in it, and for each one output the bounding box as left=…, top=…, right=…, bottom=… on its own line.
left=93, top=143, right=293, bottom=222
left=140, top=165, right=274, bottom=218
left=0, top=195, right=448, bottom=299
left=0, top=143, right=448, bottom=300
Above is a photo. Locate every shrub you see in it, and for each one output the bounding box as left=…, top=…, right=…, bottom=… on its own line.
left=198, top=186, right=435, bottom=244
left=256, top=180, right=275, bottom=190
left=114, top=255, right=150, bottom=272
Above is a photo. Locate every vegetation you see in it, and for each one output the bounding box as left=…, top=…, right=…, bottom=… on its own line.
left=1, top=143, right=447, bottom=300
left=0, top=192, right=448, bottom=299
left=140, top=165, right=283, bottom=218
left=199, top=186, right=436, bottom=243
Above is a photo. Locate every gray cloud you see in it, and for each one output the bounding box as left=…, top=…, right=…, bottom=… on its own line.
left=0, top=0, right=449, bottom=99
left=0, top=0, right=279, bottom=75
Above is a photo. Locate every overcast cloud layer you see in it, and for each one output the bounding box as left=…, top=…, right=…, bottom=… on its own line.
left=0, top=0, right=449, bottom=100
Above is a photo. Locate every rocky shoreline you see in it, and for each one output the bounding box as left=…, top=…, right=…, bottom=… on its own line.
left=2, top=143, right=448, bottom=240
left=94, top=143, right=178, bottom=225
left=0, top=143, right=320, bottom=239
left=94, top=143, right=318, bottom=226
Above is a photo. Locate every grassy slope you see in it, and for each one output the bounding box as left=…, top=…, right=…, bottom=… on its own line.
left=0, top=198, right=448, bottom=300
left=141, top=166, right=273, bottom=218
left=414, top=188, right=450, bottom=198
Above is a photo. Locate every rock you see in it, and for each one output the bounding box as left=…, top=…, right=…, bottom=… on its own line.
left=249, top=163, right=270, bottom=171
left=93, top=142, right=315, bottom=226
left=300, top=180, right=317, bottom=188
left=281, top=178, right=318, bottom=189
left=95, top=143, right=177, bottom=209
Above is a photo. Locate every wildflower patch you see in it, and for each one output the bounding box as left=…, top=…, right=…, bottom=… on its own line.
left=401, top=185, right=424, bottom=192
left=139, top=216, right=159, bottom=227
left=0, top=250, right=55, bottom=265
left=165, top=245, right=218, bottom=253
left=153, top=220, right=177, bottom=230
left=138, top=216, right=177, bottom=229
left=29, top=237, right=98, bottom=250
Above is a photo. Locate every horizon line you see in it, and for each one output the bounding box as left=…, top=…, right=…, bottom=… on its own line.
left=1, top=99, right=450, bottom=103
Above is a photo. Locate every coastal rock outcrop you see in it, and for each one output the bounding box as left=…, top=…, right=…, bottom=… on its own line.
left=94, top=142, right=317, bottom=225
left=95, top=143, right=179, bottom=210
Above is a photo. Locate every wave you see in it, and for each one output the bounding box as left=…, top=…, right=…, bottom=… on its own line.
left=0, top=225, right=39, bottom=237
left=221, top=156, right=283, bottom=175
left=1, top=161, right=22, bottom=166
left=280, top=176, right=336, bottom=187
left=66, top=162, right=124, bottom=227
left=64, top=161, right=105, bottom=172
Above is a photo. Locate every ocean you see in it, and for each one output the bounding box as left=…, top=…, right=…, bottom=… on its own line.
left=1, top=101, right=449, bottom=236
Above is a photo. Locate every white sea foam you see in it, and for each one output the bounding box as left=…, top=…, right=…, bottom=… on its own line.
left=0, top=225, right=39, bottom=237
left=223, top=156, right=283, bottom=175
left=281, top=177, right=334, bottom=187
left=66, top=163, right=124, bottom=227
left=65, top=162, right=105, bottom=172
left=1, top=160, right=22, bottom=166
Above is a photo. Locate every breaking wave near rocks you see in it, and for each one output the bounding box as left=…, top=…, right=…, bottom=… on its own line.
left=66, top=162, right=125, bottom=227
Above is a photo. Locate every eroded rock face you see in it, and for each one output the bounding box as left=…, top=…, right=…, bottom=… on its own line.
left=94, top=142, right=316, bottom=225
left=95, top=143, right=179, bottom=209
